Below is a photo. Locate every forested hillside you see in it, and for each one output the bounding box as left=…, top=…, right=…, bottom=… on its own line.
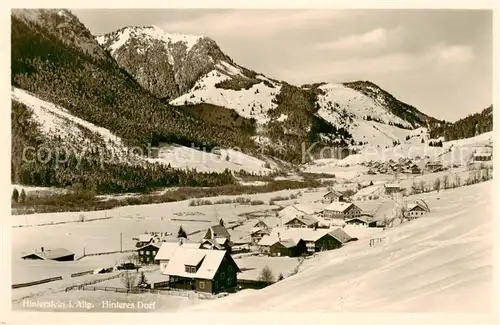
left=429, top=105, right=493, bottom=140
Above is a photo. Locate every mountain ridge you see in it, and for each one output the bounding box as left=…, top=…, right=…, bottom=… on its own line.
left=10, top=9, right=493, bottom=193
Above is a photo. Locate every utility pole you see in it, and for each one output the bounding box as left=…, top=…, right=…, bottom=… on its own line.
left=120, top=233, right=123, bottom=252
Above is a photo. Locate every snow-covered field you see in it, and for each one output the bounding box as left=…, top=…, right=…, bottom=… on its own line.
left=178, top=181, right=494, bottom=313
left=147, top=143, right=275, bottom=174
left=233, top=256, right=301, bottom=281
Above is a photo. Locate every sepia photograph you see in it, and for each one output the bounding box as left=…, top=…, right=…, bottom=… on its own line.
left=6, top=5, right=496, bottom=319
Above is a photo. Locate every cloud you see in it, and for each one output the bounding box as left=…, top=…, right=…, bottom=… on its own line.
left=278, top=43, right=474, bottom=84
left=432, top=44, right=474, bottom=65
left=316, top=27, right=389, bottom=51
left=160, top=10, right=358, bottom=38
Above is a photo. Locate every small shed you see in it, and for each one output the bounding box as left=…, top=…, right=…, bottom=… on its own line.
left=21, top=247, right=75, bottom=262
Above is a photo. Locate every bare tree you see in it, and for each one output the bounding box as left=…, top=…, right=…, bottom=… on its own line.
left=419, top=180, right=426, bottom=193
left=124, top=253, right=139, bottom=265
left=121, top=271, right=138, bottom=290
left=411, top=180, right=419, bottom=195
left=258, top=265, right=275, bottom=282
left=433, top=178, right=441, bottom=192
left=455, top=174, right=461, bottom=188
left=442, top=175, right=450, bottom=190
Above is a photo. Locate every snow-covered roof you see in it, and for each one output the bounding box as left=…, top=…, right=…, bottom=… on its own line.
left=278, top=239, right=297, bottom=248
left=206, top=225, right=231, bottom=239
left=257, top=235, right=280, bottom=246
left=136, top=242, right=161, bottom=251
left=407, top=203, right=427, bottom=212
left=284, top=215, right=318, bottom=227
left=324, top=202, right=353, bottom=212
left=323, top=190, right=343, bottom=198
left=162, top=249, right=230, bottom=280
left=473, top=152, right=492, bottom=157
left=155, top=242, right=199, bottom=261
left=138, top=234, right=153, bottom=242
left=250, top=227, right=271, bottom=235
left=269, top=227, right=333, bottom=243
left=328, top=228, right=354, bottom=243
left=345, top=216, right=376, bottom=224
left=22, top=248, right=74, bottom=260
left=215, top=237, right=228, bottom=245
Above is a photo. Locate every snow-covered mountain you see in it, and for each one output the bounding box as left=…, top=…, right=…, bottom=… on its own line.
left=98, top=25, right=442, bottom=152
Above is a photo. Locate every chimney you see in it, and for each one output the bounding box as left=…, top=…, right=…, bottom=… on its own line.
left=178, top=237, right=183, bottom=246
left=277, top=232, right=281, bottom=242
left=41, top=247, right=44, bottom=252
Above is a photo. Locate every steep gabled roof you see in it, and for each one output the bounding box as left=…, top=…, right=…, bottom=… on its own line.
left=206, top=225, right=231, bottom=239
left=163, top=249, right=238, bottom=280
left=155, top=242, right=199, bottom=261
left=284, top=215, right=318, bottom=226
left=136, top=242, right=161, bottom=251
left=324, top=202, right=353, bottom=212
left=22, top=248, right=74, bottom=260
left=323, top=190, right=343, bottom=198
left=328, top=228, right=354, bottom=243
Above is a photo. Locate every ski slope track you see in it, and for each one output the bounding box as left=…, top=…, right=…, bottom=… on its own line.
left=179, top=181, right=494, bottom=313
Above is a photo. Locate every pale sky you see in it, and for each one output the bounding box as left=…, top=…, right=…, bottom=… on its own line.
left=73, top=9, right=492, bottom=122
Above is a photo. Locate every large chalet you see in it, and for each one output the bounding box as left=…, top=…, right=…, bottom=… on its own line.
left=323, top=202, right=362, bottom=219
left=163, top=248, right=240, bottom=294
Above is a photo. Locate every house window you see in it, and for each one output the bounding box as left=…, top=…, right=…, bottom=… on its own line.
left=228, top=265, right=232, bottom=272
left=220, top=272, right=225, bottom=280
left=185, top=266, right=196, bottom=273
left=199, top=281, right=205, bottom=289
left=227, top=277, right=231, bottom=285
left=139, top=251, right=144, bottom=255
left=146, top=257, right=149, bottom=262
left=152, top=251, right=156, bottom=256
left=146, top=251, right=150, bottom=255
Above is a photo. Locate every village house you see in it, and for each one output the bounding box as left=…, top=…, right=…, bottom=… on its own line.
left=155, top=240, right=200, bottom=272
left=250, top=228, right=271, bottom=244
left=200, top=238, right=227, bottom=250
left=203, top=224, right=232, bottom=251
left=267, top=228, right=346, bottom=256
left=473, top=152, right=492, bottom=161
left=328, top=227, right=356, bottom=244
left=406, top=203, right=429, bottom=219
left=253, top=219, right=270, bottom=229
left=344, top=215, right=378, bottom=228
left=322, top=190, right=346, bottom=204
left=135, top=234, right=155, bottom=248
left=323, top=202, right=362, bottom=219
left=284, top=215, right=319, bottom=229
left=163, top=248, right=240, bottom=294
left=21, top=247, right=74, bottom=262
left=411, top=164, right=421, bottom=174
left=384, top=183, right=401, bottom=195
left=269, top=239, right=297, bottom=257
left=426, top=161, right=444, bottom=172
left=136, top=242, right=161, bottom=265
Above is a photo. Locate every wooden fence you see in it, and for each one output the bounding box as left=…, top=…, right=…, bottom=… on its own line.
left=12, top=276, right=63, bottom=289
left=70, top=270, right=94, bottom=278
left=65, top=273, right=123, bottom=292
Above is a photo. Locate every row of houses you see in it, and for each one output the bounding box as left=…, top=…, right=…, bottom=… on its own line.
left=136, top=224, right=233, bottom=264
left=257, top=227, right=356, bottom=257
